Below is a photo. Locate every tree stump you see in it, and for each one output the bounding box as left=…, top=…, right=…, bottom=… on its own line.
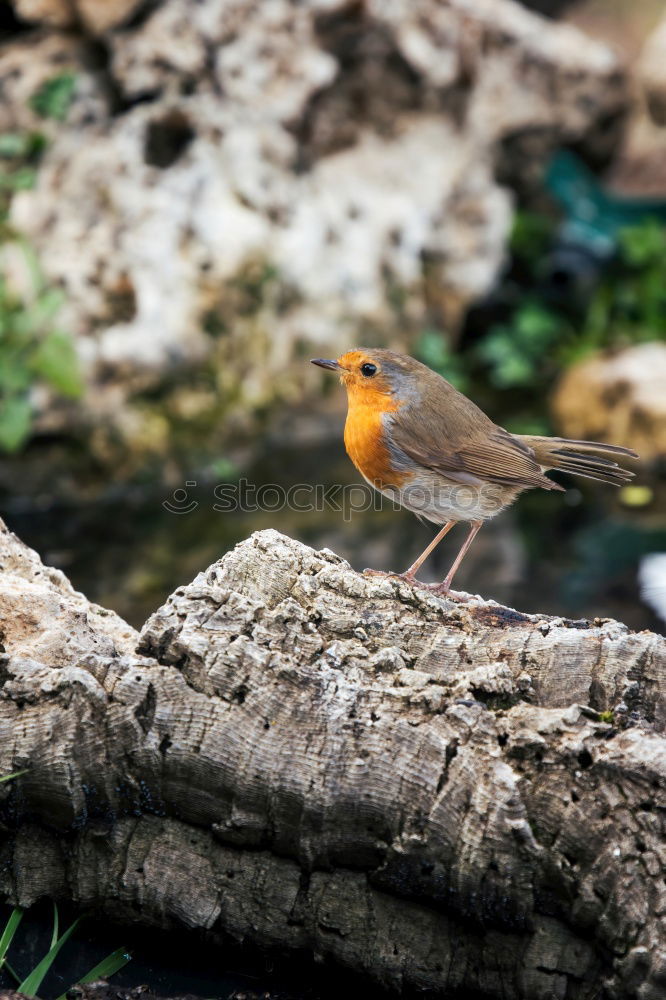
left=0, top=522, right=664, bottom=999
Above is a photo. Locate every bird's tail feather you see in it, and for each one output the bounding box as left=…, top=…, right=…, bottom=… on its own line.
left=518, top=436, right=639, bottom=487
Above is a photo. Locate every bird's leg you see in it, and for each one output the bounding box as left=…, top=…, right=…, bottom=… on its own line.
left=402, top=521, right=455, bottom=579
left=433, top=519, right=483, bottom=597
left=363, top=521, right=455, bottom=584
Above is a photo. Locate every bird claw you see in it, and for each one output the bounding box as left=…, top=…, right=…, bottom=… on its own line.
left=362, top=569, right=471, bottom=602
left=430, top=585, right=471, bottom=602
left=405, top=579, right=471, bottom=601
left=362, top=568, right=414, bottom=583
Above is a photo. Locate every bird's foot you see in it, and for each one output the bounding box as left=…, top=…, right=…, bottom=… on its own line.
left=363, top=568, right=432, bottom=588
left=363, top=569, right=456, bottom=596
left=362, top=570, right=471, bottom=602
left=428, top=584, right=471, bottom=602
left=363, top=568, right=416, bottom=584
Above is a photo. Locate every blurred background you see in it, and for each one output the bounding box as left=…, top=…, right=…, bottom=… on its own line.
left=0, top=0, right=664, bottom=633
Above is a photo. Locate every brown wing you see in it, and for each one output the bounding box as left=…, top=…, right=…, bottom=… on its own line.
left=389, top=382, right=563, bottom=492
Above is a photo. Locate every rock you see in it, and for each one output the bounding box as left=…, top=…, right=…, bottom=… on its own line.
left=0, top=517, right=138, bottom=664
left=0, top=0, right=627, bottom=458
left=606, top=14, right=666, bottom=198
left=80, top=0, right=146, bottom=33
left=638, top=14, right=666, bottom=128
left=0, top=33, right=107, bottom=136
left=10, top=0, right=71, bottom=28
left=0, top=523, right=665, bottom=998
left=639, top=553, right=666, bottom=625
left=551, top=342, right=666, bottom=461
left=13, top=0, right=146, bottom=33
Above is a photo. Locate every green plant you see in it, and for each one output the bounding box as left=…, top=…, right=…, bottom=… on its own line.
left=415, top=328, right=470, bottom=391
left=509, top=210, right=554, bottom=262
left=573, top=220, right=666, bottom=353
left=418, top=213, right=666, bottom=435
left=475, top=302, right=563, bottom=389
left=0, top=903, right=130, bottom=999
left=29, top=73, right=77, bottom=122
left=0, top=770, right=28, bottom=783
left=0, top=131, right=46, bottom=220
left=0, top=116, right=82, bottom=453
left=0, top=241, right=82, bottom=452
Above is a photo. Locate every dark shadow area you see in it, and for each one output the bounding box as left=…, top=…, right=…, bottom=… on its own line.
left=0, top=900, right=386, bottom=1000
left=145, top=111, right=195, bottom=169
left=0, top=2, right=33, bottom=42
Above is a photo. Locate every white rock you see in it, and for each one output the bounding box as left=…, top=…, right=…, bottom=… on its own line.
left=1, top=0, right=627, bottom=449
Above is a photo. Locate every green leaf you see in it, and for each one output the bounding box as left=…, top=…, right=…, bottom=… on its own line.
left=0, top=133, right=32, bottom=158
left=492, top=354, right=535, bottom=388
left=0, top=908, right=23, bottom=963
left=0, top=361, right=32, bottom=393
left=21, top=287, right=66, bottom=331
left=510, top=210, right=554, bottom=261
left=0, top=131, right=46, bottom=160
left=17, top=915, right=81, bottom=996
left=15, top=237, right=45, bottom=295
left=0, top=395, right=32, bottom=452
left=476, top=328, right=536, bottom=387
left=211, top=457, right=239, bottom=480
left=619, top=221, right=666, bottom=267
left=29, top=72, right=77, bottom=121
left=414, top=328, right=470, bottom=391
left=30, top=331, right=83, bottom=397
left=55, top=946, right=132, bottom=999
left=0, top=167, right=38, bottom=192
left=514, top=303, right=559, bottom=342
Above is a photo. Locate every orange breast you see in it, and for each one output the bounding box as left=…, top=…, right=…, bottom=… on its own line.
left=344, top=399, right=410, bottom=491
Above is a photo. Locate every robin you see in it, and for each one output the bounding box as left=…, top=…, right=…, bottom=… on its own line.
left=311, top=348, right=639, bottom=596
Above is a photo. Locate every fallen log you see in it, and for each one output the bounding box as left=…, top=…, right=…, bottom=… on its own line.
left=0, top=521, right=664, bottom=999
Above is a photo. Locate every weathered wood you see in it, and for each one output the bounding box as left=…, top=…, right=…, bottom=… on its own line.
left=0, top=522, right=664, bottom=999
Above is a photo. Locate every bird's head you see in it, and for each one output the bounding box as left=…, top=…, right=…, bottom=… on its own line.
left=311, top=348, right=426, bottom=408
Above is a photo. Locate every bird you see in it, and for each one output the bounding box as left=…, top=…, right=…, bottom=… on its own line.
left=311, top=348, right=639, bottom=597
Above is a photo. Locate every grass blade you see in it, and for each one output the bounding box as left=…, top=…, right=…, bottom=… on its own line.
left=55, top=947, right=132, bottom=999
left=78, top=947, right=131, bottom=983
left=0, top=770, right=28, bottom=783
left=50, top=901, right=59, bottom=950
left=17, top=916, right=80, bottom=996
left=4, top=959, right=21, bottom=984
left=0, top=907, right=22, bottom=962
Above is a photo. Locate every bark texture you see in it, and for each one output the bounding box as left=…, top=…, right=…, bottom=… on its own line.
left=1, top=522, right=665, bottom=999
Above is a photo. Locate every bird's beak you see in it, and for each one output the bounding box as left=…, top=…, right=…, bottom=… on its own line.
left=311, top=358, right=343, bottom=372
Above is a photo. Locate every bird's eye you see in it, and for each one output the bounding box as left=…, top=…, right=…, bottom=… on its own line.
left=360, top=363, right=377, bottom=378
